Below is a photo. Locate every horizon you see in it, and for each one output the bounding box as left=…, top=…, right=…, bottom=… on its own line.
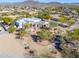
left=0, top=0, right=79, bottom=3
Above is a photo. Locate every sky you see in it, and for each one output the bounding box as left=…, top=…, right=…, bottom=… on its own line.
left=0, top=0, right=79, bottom=3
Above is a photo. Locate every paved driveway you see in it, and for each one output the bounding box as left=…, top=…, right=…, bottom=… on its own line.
left=0, top=29, right=8, bottom=36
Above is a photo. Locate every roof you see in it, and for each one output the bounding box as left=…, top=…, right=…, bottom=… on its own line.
left=16, top=17, right=41, bottom=24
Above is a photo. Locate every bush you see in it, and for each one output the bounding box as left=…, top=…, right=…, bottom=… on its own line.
left=67, top=29, right=79, bottom=40
left=8, top=26, right=16, bottom=33
left=2, top=17, right=13, bottom=25
left=67, top=18, right=75, bottom=26
left=36, top=10, right=52, bottom=20
left=61, top=44, right=79, bottom=58
left=19, top=12, right=31, bottom=18
left=59, top=16, right=67, bottom=23
left=49, top=22, right=58, bottom=27
left=19, top=29, right=27, bottom=38
left=71, top=29, right=79, bottom=40
left=37, top=29, right=52, bottom=40
left=24, top=23, right=32, bottom=29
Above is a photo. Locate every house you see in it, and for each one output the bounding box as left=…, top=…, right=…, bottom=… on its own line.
left=58, top=23, right=69, bottom=28
left=15, top=17, right=42, bottom=29
left=51, top=18, right=59, bottom=21
left=63, top=8, right=72, bottom=15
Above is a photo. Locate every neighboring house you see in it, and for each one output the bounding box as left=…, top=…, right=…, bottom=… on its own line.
left=15, top=17, right=42, bottom=29
left=63, top=8, right=72, bottom=15
left=58, top=23, right=69, bottom=28
left=51, top=18, right=59, bottom=21
left=50, top=21, right=69, bottom=28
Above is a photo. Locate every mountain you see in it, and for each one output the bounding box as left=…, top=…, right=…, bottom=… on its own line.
left=0, top=0, right=79, bottom=8
left=64, top=3, right=79, bottom=5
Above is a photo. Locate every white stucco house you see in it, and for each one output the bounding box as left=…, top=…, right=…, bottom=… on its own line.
left=15, top=17, right=42, bottom=29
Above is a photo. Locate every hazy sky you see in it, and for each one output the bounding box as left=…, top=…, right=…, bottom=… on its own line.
left=0, top=0, right=79, bottom=3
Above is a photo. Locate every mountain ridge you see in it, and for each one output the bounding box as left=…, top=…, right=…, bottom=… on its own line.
left=0, top=0, right=79, bottom=8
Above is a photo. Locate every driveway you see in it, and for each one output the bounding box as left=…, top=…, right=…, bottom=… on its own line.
left=0, top=32, right=25, bottom=58
left=0, top=29, right=8, bottom=36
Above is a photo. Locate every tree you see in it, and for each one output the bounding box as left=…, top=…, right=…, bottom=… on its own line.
left=37, top=29, right=52, bottom=40
left=2, top=17, right=13, bottom=25
left=59, top=16, right=67, bottom=23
